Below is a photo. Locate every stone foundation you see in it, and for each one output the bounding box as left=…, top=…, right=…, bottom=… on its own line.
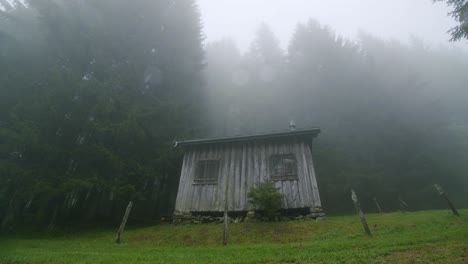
left=305, top=206, right=326, bottom=220
left=173, top=207, right=326, bottom=224
left=172, top=211, right=193, bottom=224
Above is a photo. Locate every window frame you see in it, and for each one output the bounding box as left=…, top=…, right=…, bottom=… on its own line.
left=269, top=153, right=298, bottom=181
left=193, top=159, right=220, bottom=185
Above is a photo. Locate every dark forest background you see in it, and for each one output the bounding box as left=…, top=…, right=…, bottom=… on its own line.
left=1, top=0, right=467, bottom=229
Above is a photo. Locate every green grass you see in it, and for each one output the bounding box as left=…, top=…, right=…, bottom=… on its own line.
left=1, top=210, right=467, bottom=263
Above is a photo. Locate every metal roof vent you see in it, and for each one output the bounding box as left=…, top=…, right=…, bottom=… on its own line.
left=289, top=120, right=296, bottom=131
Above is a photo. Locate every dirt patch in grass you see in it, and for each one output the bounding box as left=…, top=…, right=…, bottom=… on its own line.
left=131, top=233, right=157, bottom=241
left=383, top=245, right=468, bottom=263
left=448, top=246, right=468, bottom=263
left=385, top=249, right=439, bottom=263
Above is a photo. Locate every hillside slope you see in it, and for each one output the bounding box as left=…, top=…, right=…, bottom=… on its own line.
left=1, top=210, right=467, bottom=263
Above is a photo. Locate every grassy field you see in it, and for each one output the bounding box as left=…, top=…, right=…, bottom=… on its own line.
left=0, top=210, right=467, bottom=263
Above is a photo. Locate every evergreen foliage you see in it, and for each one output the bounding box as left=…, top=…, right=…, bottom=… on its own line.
left=0, top=0, right=204, bottom=228
left=247, top=181, right=285, bottom=221
left=435, top=0, right=468, bottom=41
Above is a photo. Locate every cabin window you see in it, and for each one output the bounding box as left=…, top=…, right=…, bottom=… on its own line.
left=194, top=159, right=219, bottom=184
left=269, top=154, right=298, bottom=180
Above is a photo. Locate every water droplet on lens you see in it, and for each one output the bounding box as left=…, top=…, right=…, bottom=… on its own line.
left=144, top=66, right=163, bottom=86
left=76, top=134, right=86, bottom=145
left=9, top=151, right=23, bottom=159
left=82, top=72, right=93, bottom=81
left=55, top=127, right=62, bottom=136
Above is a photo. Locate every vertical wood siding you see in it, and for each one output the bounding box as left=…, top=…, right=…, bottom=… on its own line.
left=174, top=139, right=321, bottom=212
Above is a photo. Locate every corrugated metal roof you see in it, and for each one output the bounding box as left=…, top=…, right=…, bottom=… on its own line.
left=175, top=128, right=320, bottom=147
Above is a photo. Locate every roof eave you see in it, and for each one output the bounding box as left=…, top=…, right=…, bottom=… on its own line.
left=175, top=128, right=320, bottom=147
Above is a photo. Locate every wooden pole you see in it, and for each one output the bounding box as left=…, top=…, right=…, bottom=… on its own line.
left=373, top=197, right=382, bottom=213
left=116, top=201, right=133, bottom=244
left=434, top=184, right=459, bottom=216
left=223, top=205, right=229, bottom=245
left=223, top=169, right=229, bottom=245
left=351, top=189, right=372, bottom=236
left=398, top=196, right=409, bottom=212
left=1, top=191, right=17, bottom=229
left=48, top=206, right=58, bottom=231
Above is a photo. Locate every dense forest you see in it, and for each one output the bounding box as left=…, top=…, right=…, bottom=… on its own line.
left=0, top=0, right=204, bottom=228
left=1, top=1, right=467, bottom=229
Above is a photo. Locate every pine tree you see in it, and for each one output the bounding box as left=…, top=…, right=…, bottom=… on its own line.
left=434, top=0, right=468, bottom=41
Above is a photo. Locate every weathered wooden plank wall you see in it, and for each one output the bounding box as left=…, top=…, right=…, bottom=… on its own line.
left=174, top=138, right=321, bottom=212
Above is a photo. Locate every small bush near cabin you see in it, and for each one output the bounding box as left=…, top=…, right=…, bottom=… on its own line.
left=247, top=181, right=284, bottom=220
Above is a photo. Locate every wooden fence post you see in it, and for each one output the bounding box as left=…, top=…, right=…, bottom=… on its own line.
left=373, top=197, right=383, bottom=213
left=116, top=201, right=133, bottom=244
left=351, top=189, right=372, bottom=236
left=398, top=196, right=409, bottom=212
left=1, top=190, right=19, bottom=230
left=223, top=169, right=229, bottom=245
left=48, top=206, right=58, bottom=231
left=434, top=184, right=459, bottom=216
left=223, top=177, right=230, bottom=245
left=223, top=205, right=229, bottom=245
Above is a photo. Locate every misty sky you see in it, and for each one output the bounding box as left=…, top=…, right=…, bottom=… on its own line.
left=198, top=0, right=467, bottom=52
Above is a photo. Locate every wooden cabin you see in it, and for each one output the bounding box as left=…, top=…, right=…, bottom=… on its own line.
left=173, top=128, right=322, bottom=216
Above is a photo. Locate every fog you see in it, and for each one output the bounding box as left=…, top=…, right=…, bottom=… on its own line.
left=199, top=0, right=466, bottom=51
left=0, top=0, right=467, bottom=229
left=199, top=1, right=468, bottom=213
